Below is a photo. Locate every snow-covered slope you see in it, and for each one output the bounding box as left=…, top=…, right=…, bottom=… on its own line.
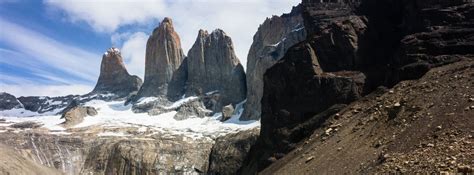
left=0, top=97, right=259, bottom=139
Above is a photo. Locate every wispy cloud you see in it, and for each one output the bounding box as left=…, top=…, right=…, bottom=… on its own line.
left=44, top=0, right=300, bottom=67
left=1, top=84, right=92, bottom=97
left=0, top=18, right=101, bottom=84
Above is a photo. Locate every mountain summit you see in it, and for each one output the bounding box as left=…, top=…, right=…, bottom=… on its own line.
left=137, top=17, right=185, bottom=98
left=91, top=47, right=142, bottom=98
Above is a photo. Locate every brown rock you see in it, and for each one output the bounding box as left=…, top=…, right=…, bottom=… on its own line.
left=137, top=17, right=185, bottom=98
left=91, top=47, right=142, bottom=98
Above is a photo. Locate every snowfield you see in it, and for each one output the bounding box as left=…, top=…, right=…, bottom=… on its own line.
left=0, top=98, right=260, bottom=139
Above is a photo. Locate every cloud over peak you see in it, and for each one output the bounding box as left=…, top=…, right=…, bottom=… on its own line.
left=44, top=0, right=301, bottom=67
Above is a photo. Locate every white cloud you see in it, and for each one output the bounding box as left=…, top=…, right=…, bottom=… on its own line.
left=44, top=0, right=167, bottom=33
left=44, top=0, right=300, bottom=68
left=0, top=18, right=101, bottom=83
left=119, top=32, right=148, bottom=78
left=0, top=84, right=93, bottom=97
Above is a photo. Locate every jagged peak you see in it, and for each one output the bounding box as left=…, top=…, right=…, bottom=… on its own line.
left=162, top=17, right=173, bottom=24
left=197, top=29, right=209, bottom=38
left=151, top=17, right=177, bottom=37
left=104, top=47, right=120, bottom=56
left=211, top=28, right=226, bottom=36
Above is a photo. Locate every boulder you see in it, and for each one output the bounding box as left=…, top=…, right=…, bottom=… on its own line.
left=242, top=5, right=306, bottom=121
left=221, top=104, right=234, bottom=122
left=137, top=17, right=185, bottom=98
left=174, top=100, right=211, bottom=120
left=186, top=29, right=246, bottom=111
left=91, top=47, right=142, bottom=98
left=0, top=92, right=23, bottom=110
left=61, top=105, right=97, bottom=127
left=208, top=129, right=259, bottom=175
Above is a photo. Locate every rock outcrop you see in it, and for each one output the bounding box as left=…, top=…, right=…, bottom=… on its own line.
left=61, top=103, right=97, bottom=127
left=0, top=92, right=23, bottom=110
left=185, top=29, right=246, bottom=111
left=241, top=5, right=307, bottom=121
left=208, top=129, right=259, bottom=175
left=241, top=0, right=474, bottom=173
left=91, top=47, right=142, bottom=98
left=137, top=17, right=185, bottom=98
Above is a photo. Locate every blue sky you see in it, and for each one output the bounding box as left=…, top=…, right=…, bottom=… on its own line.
left=0, top=0, right=299, bottom=97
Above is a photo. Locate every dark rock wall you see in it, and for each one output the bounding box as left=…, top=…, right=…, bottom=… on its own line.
left=240, top=0, right=474, bottom=173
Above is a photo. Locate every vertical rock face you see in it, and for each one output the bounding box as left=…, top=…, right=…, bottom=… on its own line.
left=137, top=17, right=185, bottom=98
left=241, top=0, right=474, bottom=173
left=241, top=5, right=306, bottom=120
left=92, top=48, right=142, bottom=98
left=186, top=29, right=246, bottom=110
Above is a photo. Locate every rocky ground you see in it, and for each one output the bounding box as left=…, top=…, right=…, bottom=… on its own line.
left=261, top=60, right=473, bottom=174
left=0, top=116, right=259, bottom=174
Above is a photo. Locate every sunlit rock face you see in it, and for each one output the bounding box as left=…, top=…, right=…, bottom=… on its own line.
left=241, top=5, right=306, bottom=121
left=137, top=17, right=185, bottom=98
left=185, top=29, right=247, bottom=111
left=91, top=47, right=142, bottom=98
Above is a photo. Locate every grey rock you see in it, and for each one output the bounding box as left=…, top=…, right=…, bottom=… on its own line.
left=221, top=104, right=234, bottom=122
left=242, top=5, right=306, bottom=120
left=91, top=47, right=142, bottom=98
left=17, top=95, right=78, bottom=114
left=186, top=29, right=246, bottom=111
left=175, top=100, right=211, bottom=120
left=137, top=17, right=185, bottom=98
left=208, top=129, right=259, bottom=175
left=167, top=57, right=188, bottom=101
left=0, top=92, right=23, bottom=110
